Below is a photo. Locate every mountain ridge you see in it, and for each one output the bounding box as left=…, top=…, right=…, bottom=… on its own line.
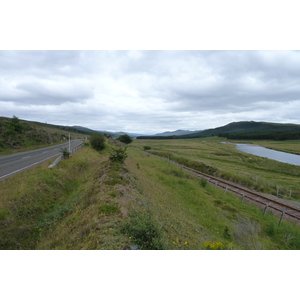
left=154, top=129, right=203, bottom=136
left=136, top=121, right=300, bottom=140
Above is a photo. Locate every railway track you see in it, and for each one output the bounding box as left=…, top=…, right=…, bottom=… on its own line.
left=180, top=164, right=300, bottom=223
left=146, top=151, right=300, bottom=224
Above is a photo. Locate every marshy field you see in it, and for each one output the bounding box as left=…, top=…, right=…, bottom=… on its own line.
left=1, top=137, right=300, bottom=250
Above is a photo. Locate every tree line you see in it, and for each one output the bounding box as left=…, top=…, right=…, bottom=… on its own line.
left=218, top=130, right=300, bottom=141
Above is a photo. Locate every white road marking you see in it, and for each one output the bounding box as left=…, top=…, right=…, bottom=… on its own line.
left=0, top=153, right=60, bottom=181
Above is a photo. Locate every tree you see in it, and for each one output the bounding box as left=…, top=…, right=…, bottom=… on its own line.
left=90, top=132, right=106, bottom=151
left=9, top=115, right=24, bottom=133
left=117, top=134, right=133, bottom=144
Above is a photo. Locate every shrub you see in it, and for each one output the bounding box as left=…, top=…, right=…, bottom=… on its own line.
left=60, top=147, right=70, bottom=159
left=117, top=134, right=133, bottom=144
left=200, top=178, right=208, bottom=187
left=143, top=146, right=151, bottom=150
left=109, top=147, right=128, bottom=163
left=9, top=115, right=24, bottom=133
left=90, top=132, right=106, bottom=151
left=120, top=212, right=164, bottom=250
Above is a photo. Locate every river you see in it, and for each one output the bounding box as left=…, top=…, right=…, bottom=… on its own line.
left=234, top=143, right=300, bottom=166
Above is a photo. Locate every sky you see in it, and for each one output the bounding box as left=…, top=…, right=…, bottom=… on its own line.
left=1, top=50, right=300, bottom=134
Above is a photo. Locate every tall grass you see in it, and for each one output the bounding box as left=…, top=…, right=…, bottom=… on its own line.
left=125, top=146, right=300, bottom=249
left=133, top=138, right=300, bottom=201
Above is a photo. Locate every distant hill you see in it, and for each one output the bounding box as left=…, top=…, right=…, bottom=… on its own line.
left=136, top=121, right=300, bottom=141
left=154, top=129, right=203, bottom=136
left=109, top=131, right=141, bottom=137
left=97, top=131, right=148, bottom=138
left=72, top=126, right=97, bottom=134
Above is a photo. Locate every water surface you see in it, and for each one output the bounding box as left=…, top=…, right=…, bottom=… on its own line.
left=234, top=144, right=300, bottom=166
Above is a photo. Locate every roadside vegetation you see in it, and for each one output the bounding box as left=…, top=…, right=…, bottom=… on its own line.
left=117, top=134, right=133, bottom=144
left=1, top=136, right=300, bottom=250
left=0, top=116, right=86, bottom=156
left=90, top=132, right=106, bottom=151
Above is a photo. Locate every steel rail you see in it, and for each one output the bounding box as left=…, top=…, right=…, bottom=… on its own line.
left=146, top=151, right=300, bottom=223
left=180, top=164, right=300, bottom=222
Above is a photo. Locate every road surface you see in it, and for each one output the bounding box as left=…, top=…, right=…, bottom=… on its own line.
left=0, top=140, right=83, bottom=180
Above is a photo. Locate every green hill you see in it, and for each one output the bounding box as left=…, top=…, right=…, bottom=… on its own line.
left=137, top=121, right=300, bottom=140
left=0, top=116, right=87, bottom=153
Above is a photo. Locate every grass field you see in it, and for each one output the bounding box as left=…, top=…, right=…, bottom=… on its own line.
left=133, top=137, right=300, bottom=202
left=125, top=145, right=300, bottom=249
left=1, top=138, right=300, bottom=250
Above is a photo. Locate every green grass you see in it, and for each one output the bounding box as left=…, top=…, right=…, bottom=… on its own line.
left=2, top=138, right=300, bottom=250
left=132, top=138, right=300, bottom=201
left=124, top=146, right=300, bottom=249
left=0, top=116, right=86, bottom=156
left=120, top=211, right=164, bottom=250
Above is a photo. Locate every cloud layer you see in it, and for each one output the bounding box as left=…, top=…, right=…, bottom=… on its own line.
left=1, top=50, right=300, bottom=134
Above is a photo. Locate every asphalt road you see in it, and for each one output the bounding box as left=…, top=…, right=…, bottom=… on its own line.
left=0, top=140, right=83, bottom=180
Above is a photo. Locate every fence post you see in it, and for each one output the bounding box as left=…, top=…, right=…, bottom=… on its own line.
left=278, top=209, right=286, bottom=227
left=276, top=185, right=281, bottom=197
left=263, top=203, right=270, bottom=216
left=214, top=181, right=218, bottom=188
left=241, top=193, right=245, bottom=201
left=224, top=186, right=228, bottom=194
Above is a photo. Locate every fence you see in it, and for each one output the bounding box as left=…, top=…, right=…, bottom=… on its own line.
left=48, top=142, right=85, bottom=169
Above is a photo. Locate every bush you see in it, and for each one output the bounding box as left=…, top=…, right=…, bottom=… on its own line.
left=200, top=178, right=208, bottom=187
left=120, top=212, right=164, bottom=250
left=9, top=115, right=24, bottom=134
left=109, top=147, right=128, bottom=163
left=117, top=134, right=133, bottom=144
left=60, top=147, right=70, bottom=159
left=143, top=146, right=151, bottom=150
left=90, top=132, right=106, bottom=151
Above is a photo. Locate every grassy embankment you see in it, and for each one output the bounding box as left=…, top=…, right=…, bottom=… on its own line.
left=1, top=138, right=300, bottom=249
left=0, top=116, right=86, bottom=156
left=133, top=137, right=300, bottom=202
left=0, top=143, right=136, bottom=250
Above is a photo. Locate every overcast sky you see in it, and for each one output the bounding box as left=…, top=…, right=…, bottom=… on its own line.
left=1, top=50, right=300, bottom=134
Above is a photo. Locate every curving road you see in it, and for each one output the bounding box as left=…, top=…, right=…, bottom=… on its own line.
left=0, top=140, right=83, bottom=180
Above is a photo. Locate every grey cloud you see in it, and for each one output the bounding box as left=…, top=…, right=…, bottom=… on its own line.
left=1, top=50, right=300, bottom=134
left=0, top=51, right=81, bottom=76
left=16, top=79, right=94, bottom=104
left=0, top=76, right=94, bottom=105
